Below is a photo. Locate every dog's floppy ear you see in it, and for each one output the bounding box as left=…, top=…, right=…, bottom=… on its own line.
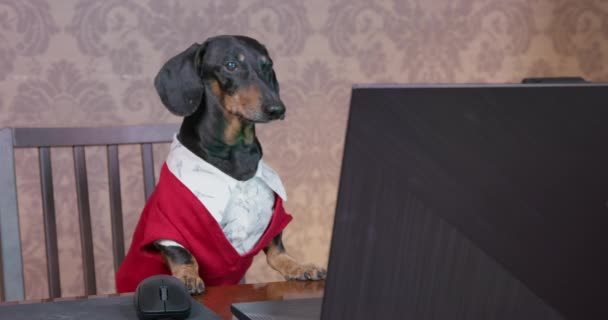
left=154, top=42, right=207, bottom=116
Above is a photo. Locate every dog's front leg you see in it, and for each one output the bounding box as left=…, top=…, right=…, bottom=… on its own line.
left=155, top=240, right=205, bottom=294
left=264, top=233, right=327, bottom=281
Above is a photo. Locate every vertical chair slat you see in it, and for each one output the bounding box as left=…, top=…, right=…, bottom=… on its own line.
left=73, top=146, right=96, bottom=295
left=38, top=147, right=61, bottom=298
left=141, top=143, right=155, bottom=201
left=0, top=128, right=25, bottom=301
left=106, top=145, right=124, bottom=273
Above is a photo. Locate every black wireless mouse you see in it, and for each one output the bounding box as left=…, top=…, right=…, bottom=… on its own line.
left=134, top=275, right=191, bottom=320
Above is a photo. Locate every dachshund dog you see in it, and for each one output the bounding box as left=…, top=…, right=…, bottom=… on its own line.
left=115, top=35, right=326, bottom=295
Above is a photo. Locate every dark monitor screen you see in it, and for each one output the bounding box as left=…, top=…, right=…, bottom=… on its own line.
left=322, top=84, right=608, bottom=320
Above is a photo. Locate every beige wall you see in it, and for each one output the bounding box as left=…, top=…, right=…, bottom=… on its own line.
left=1, top=0, right=607, bottom=299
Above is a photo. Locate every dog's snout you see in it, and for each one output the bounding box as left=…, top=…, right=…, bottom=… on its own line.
left=266, top=104, right=285, bottom=119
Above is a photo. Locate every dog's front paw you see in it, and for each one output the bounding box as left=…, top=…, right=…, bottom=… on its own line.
left=173, top=267, right=205, bottom=294
left=180, top=274, right=206, bottom=295
left=283, top=263, right=327, bottom=281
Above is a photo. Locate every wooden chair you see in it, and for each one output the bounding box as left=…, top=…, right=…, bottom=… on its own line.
left=0, top=124, right=179, bottom=301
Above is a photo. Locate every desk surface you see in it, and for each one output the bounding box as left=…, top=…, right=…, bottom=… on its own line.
left=200, top=280, right=325, bottom=318
left=0, top=280, right=325, bottom=320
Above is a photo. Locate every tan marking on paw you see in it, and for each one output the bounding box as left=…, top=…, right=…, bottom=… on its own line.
left=171, top=264, right=205, bottom=294
left=266, top=243, right=327, bottom=281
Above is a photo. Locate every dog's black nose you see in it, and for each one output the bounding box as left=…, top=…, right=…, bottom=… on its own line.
left=267, top=104, right=285, bottom=119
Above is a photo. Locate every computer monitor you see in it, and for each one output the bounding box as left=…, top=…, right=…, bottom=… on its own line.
left=322, top=83, right=608, bottom=319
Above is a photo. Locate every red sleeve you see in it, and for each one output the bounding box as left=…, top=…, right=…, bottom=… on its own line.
left=138, top=202, right=190, bottom=252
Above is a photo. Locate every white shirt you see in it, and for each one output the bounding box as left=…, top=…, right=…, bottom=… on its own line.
left=164, top=135, right=287, bottom=254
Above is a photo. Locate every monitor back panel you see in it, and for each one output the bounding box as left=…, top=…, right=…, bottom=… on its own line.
left=322, top=84, right=608, bottom=320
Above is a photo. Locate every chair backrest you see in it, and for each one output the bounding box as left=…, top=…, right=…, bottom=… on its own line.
left=0, top=124, right=179, bottom=302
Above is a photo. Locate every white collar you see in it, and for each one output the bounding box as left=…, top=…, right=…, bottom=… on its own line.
left=166, top=135, right=287, bottom=222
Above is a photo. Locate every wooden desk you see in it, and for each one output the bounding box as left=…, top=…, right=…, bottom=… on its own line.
left=200, top=280, right=325, bottom=319
left=0, top=280, right=325, bottom=320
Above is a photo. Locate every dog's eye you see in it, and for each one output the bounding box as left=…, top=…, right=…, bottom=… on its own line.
left=225, top=61, right=238, bottom=71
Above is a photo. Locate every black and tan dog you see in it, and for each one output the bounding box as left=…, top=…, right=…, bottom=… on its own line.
left=116, top=35, right=325, bottom=294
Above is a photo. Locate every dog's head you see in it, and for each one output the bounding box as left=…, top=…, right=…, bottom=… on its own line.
left=154, top=35, right=284, bottom=123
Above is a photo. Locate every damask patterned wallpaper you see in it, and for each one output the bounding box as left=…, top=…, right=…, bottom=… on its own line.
left=1, top=0, right=607, bottom=299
